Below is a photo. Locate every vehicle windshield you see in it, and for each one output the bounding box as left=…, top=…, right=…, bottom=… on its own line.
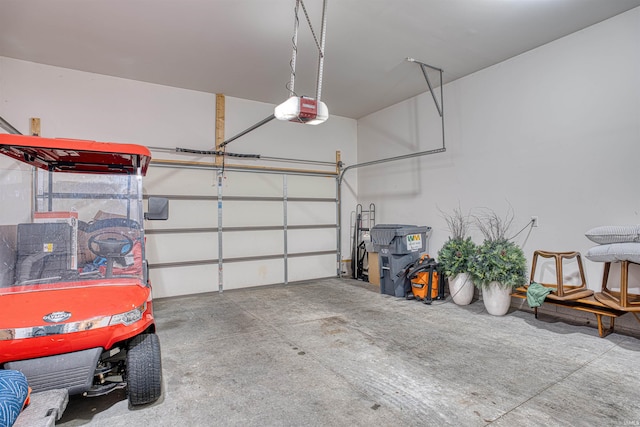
left=0, top=158, right=145, bottom=292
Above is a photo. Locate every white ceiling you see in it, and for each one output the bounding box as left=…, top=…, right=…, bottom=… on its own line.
left=1, top=0, right=639, bottom=119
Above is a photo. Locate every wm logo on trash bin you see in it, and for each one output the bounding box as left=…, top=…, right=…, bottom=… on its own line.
left=406, top=234, right=422, bottom=251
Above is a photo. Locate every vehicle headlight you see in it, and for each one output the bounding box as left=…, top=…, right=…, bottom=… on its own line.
left=109, top=303, right=146, bottom=326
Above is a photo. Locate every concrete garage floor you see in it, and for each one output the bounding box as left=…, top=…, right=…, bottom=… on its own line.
left=59, top=278, right=640, bottom=426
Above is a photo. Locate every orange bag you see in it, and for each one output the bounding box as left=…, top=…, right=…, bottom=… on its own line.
left=408, top=254, right=440, bottom=304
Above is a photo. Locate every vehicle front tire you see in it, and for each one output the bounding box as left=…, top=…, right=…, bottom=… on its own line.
left=126, top=333, right=162, bottom=406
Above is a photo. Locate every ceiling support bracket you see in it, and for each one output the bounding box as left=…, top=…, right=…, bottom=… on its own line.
left=407, top=58, right=443, bottom=118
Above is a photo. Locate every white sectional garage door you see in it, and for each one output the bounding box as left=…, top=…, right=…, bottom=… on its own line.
left=143, top=164, right=338, bottom=298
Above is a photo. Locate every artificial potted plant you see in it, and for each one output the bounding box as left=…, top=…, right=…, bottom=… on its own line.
left=469, top=209, right=527, bottom=316
left=437, top=207, right=477, bottom=305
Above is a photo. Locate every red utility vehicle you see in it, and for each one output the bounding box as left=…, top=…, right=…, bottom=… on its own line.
left=0, top=134, right=167, bottom=406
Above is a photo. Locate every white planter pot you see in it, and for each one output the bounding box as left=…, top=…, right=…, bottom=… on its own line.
left=448, top=272, right=474, bottom=306
left=482, top=281, right=512, bottom=316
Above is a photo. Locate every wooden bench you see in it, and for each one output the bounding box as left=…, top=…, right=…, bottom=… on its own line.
left=515, top=250, right=640, bottom=337
left=511, top=286, right=627, bottom=338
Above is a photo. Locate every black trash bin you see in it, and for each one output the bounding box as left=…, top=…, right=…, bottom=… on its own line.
left=371, top=224, right=431, bottom=297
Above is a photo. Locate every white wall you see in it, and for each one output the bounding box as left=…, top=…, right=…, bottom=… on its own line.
left=357, top=8, right=640, bottom=291
left=0, top=57, right=356, bottom=161
left=0, top=57, right=357, bottom=296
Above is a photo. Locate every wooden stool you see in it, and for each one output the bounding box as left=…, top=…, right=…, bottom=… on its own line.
left=529, top=250, right=593, bottom=300
left=594, top=260, right=640, bottom=311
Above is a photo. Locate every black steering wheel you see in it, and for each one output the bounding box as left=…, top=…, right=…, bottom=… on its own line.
left=88, top=232, right=134, bottom=277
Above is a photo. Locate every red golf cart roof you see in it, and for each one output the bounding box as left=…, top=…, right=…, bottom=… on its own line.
left=0, top=134, right=151, bottom=175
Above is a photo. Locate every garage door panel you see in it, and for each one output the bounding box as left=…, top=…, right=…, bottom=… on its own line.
left=222, top=171, right=283, bottom=197
left=222, top=201, right=282, bottom=227
left=287, top=228, right=336, bottom=253
left=287, top=175, right=335, bottom=198
left=223, top=259, right=285, bottom=290
left=146, top=233, right=217, bottom=264
left=288, top=201, right=335, bottom=226
left=145, top=167, right=217, bottom=196
left=288, top=254, right=336, bottom=282
left=146, top=199, right=217, bottom=230
left=223, top=230, right=284, bottom=258
left=150, top=264, right=217, bottom=299
left=146, top=164, right=336, bottom=294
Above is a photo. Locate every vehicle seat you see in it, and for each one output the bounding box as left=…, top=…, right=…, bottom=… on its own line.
left=14, top=223, right=73, bottom=285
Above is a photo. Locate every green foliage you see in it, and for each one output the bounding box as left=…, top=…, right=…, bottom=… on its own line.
left=437, top=237, right=477, bottom=278
left=469, top=239, right=527, bottom=289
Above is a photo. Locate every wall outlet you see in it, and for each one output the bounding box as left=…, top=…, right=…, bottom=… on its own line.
left=531, top=216, right=539, bottom=227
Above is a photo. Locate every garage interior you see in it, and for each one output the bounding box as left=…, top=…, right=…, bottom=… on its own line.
left=2, top=0, right=640, bottom=425
left=60, top=279, right=640, bottom=426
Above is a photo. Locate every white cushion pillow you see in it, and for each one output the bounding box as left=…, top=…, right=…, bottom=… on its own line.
left=585, top=243, right=640, bottom=264
left=585, top=225, right=640, bottom=245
